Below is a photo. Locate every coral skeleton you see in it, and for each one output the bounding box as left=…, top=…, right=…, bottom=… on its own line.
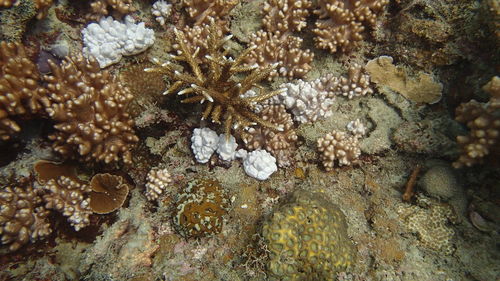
left=146, top=22, right=285, bottom=137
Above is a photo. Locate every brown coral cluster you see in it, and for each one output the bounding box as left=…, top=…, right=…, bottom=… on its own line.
left=146, top=23, right=283, bottom=137
left=312, top=63, right=373, bottom=99
left=0, top=186, right=52, bottom=251
left=0, top=41, right=48, bottom=141
left=89, top=0, right=136, bottom=20
left=43, top=55, right=138, bottom=165
left=144, top=167, right=172, bottom=201
left=453, top=76, right=500, bottom=168
left=241, top=105, right=298, bottom=167
left=173, top=178, right=229, bottom=238
left=182, top=0, right=238, bottom=26
left=245, top=0, right=314, bottom=80
left=0, top=0, right=15, bottom=7
left=313, top=0, right=388, bottom=53
left=317, top=129, right=361, bottom=171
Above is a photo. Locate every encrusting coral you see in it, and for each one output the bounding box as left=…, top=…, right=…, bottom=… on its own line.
left=145, top=22, right=285, bottom=138
left=43, top=55, right=139, bottom=165
left=0, top=41, right=49, bottom=141
left=0, top=186, right=52, bottom=251
left=453, top=76, right=500, bottom=168
left=313, top=0, right=389, bottom=53
left=263, top=190, right=355, bottom=280
left=173, top=178, right=230, bottom=238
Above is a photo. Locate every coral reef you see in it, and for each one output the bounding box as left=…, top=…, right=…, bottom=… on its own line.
left=145, top=167, right=172, bottom=201
left=43, top=55, right=139, bottom=165
left=313, top=0, right=389, bottom=53
left=241, top=105, right=298, bottom=167
left=173, top=178, right=229, bottom=238
left=0, top=41, right=48, bottom=140
left=262, top=190, right=355, bottom=280
left=0, top=185, right=51, bottom=251
left=89, top=173, right=130, bottom=214
left=453, top=76, right=500, bottom=168
left=146, top=22, right=284, bottom=137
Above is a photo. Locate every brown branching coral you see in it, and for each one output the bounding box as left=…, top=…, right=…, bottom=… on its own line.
left=34, top=0, right=53, bottom=19
left=245, top=0, right=314, bottom=80
left=453, top=76, right=500, bottom=168
left=317, top=130, right=361, bottom=171
left=89, top=0, right=136, bottom=20
left=241, top=105, right=298, bottom=167
left=145, top=23, right=284, bottom=137
left=182, top=0, right=239, bottom=26
left=43, top=55, right=139, bottom=165
left=313, top=0, right=388, bottom=53
left=262, top=0, right=312, bottom=35
left=0, top=186, right=51, bottom=251
left=244, top=31, right=314, bottom=80
left=0, top=41, right=49, bottom=141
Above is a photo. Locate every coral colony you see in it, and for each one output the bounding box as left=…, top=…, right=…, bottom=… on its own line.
left=0, top=0, right=499, bottom=280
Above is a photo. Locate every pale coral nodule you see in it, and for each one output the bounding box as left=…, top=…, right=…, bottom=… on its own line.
left=43, top=55, right=139, bottom=165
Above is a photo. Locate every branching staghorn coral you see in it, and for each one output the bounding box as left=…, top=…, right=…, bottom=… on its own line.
left=453, top=76, right=500, bottom=168
left=145, top=23, right=285, bottom=137
left=43, top=55, right=139, bottom=165
left=313, top=0, right=388, bottom=53
left=0, top=41, right=49, bottom=141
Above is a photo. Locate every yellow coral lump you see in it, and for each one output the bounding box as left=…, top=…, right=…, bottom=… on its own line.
left=262, top=190, right=356, bottom=280
left=173, top=178, right=230, bottom=238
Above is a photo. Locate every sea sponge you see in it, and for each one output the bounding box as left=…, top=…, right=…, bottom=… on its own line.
left=43, top=55, right=139, bottom=165
left=262, top=190, right=356, bottom=280
left=173, top=178, right=230, bottom=238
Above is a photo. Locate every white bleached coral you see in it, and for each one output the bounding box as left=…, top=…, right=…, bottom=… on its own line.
left=217, top=134, right=238, bottom=161
left=191, top=128, right=219, bottom=163
left=82, top=15, right=155, bottom=68
left=151, top=0, right=172, bottom=26
left=243, top=150, right=278, bottom=180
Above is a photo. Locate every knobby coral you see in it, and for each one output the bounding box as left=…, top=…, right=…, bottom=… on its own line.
left=43, top=55, right=139, bottom=165
left=0, top=41, right=49, bottom=141
left=89, top=0, right=136, bottom=20
left=313, top=0, right=388, bottom=53
left=453, top=76, right=500, bottom=168
left=145, top=22, right=284, bottom=137
left=182, top=0, right=239, bottom=26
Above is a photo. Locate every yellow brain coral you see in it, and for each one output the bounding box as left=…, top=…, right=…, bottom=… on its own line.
left=262, top=190, right=356, bottom=280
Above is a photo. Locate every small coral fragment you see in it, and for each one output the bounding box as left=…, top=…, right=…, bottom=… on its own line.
left=0, top=186, right=51, bottom=251
left=317, top=127, right=362, bottom=171
left=151, top=0, right=172, bottom=26
left=263, top=190, right=356, bottom=280
left=144, top=167, right=172, bottom=201
left=89, top=173, right=130, bottom=214
left=173, top=178, right=229, bottom=238
left=43, top=55, right=138, bottom=165
left=243, top=149, right=278, bottom=180
left=89, top=0, right=136, bottom=20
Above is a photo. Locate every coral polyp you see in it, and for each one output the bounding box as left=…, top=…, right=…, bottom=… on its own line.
left=145, top=22, right=285, bottom=137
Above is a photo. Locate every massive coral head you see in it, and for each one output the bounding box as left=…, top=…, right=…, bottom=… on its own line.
left=146, top=22, right=284, bottom=137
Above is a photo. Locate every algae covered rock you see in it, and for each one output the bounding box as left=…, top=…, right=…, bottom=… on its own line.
left=262, top=190, right=355, bottom=280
